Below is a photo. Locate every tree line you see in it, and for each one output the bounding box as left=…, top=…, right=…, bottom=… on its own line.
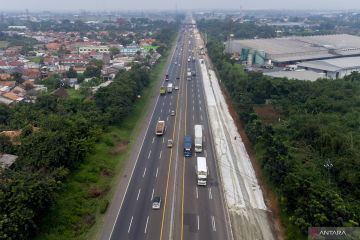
left=199, top=24, right=360, bottom=237
left=0, top=16, right=180, bottom=238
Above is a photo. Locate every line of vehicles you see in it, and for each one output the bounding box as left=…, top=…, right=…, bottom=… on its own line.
left=156, top=120, right=208, bottom=187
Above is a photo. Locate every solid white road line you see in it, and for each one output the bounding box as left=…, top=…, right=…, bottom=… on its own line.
left=128, top=216, right=133, bottom=233
left=137, top=189, right=141, bottom=201
left=211, top=216, right=216, bottom=232
left=209, top=188, right=213, bottom=200
left=196, top=187, right=198, bottom=199
left=156, top=167, right=159, bottom=178
left=197, top=215, right=200, bottom=230
left=148, top=150, right=151, bottom=159
left=144, top=216, right=149, bottom=234
left=159, top=150, right=162, bottom=159
left=143, top=168, right=147, bottom=178
left=151, top=188, right=154, bottom=200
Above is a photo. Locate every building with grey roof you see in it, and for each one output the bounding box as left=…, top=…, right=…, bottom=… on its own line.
left=0, top=153, right=17, bottom=169
left=264, top=70, right=326, bottom=81
left=225, top=34, right=360, bottom=66
left=298, top=56, right=360, bottom=79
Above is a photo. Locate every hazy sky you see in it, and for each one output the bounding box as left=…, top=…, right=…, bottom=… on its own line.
left=2, top=0, right=360, bottom=11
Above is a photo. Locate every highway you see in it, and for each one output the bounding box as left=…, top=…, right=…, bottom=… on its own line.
left=107, top=21, right=231, bottom=240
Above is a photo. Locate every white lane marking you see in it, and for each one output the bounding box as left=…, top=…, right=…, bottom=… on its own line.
left=159, top=150, right=162, bottom=159
left=162, top=138, right=165, bottom=143
left=167, top=116, right=169, bottom=121
left=151, top=188, right=154, bottom=200
left=193, top=115, right=194, bottom=121
left=128, top=216, right=133, bottom=233
left=152, top=137, right=155, bottom=144
left=193, top=100, right=194, bottom=104
left=211, top=216, right=216, bottom=231
left=163, top=102, right=165, bottom=106
left=108, top=58, right=165, bottom=238
left=148, top=150, right=151, bottom=159
left=144, top=216, right=149, bottom=234
left=196, top=187, right=198, bottom=199
left=197, top=215, right=200, bottom=230
left=204, top=150, right=207, bottom=157
left=161, top=109, right=163, bottom=113
left=200, top=106, right=202, bottom=111
left=158, top=116, right=160, bottom=121
left=193, top=106, right=194, bottom=111
left=209, top=188, right=213, bottom=199
left=170, top=101, right=172, bottom=106
left=137, top=188, right=141, bottom=200
left=200, top=115, right=203, bottom=121
left=156, top=167, right=159, bottom=178
left=143, top=168, right=147, bottom=177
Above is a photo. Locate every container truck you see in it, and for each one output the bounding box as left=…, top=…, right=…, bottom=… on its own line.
left=196, top=157, right=208, bottom=186
left=194, top=125, right=203, bottom=152
left=156, top=121, right=165, bottom=136
left=167, top=83, right=173, bottom=93
left=183, top=135, right=192, bottom=157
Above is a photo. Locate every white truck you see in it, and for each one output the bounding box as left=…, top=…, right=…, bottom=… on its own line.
left=167, top=83, right=173, bottom=93
left=194, top=124, right=203, bottom=152
left=196, top=157, right=208, bottom=186
left=187, top=71, right=191, bottom=80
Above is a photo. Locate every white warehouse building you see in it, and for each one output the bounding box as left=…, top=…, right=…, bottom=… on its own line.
left=298, top=56, right=360, bottom=79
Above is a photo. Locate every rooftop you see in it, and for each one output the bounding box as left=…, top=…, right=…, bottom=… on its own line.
left=298, top=56, right=360, bottom=72
left=0, top=153, right=18, bottom=168
left=226, top=34, right=360, bottom=63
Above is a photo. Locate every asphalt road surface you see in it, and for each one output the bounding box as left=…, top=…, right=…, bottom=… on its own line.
left=107, top=23, right=231, bottom=240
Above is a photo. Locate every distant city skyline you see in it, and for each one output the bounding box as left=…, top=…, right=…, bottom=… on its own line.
left=2, top=0, right=360, bottom=11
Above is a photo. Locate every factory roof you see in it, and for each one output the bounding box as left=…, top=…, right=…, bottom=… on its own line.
left=264, top=70, right=326, bottom=81
left=298, top=56, right=360, bottom=72
left=226, top=34, right=360, bottom=63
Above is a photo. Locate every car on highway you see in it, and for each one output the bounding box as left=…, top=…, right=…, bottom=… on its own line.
left=152, top=196, right=161, bottom=209
left=167, top=139, right=173, bottom=148
left=175, top=85, right=179, bottom=90
left=170, top=110, right=176, bottom=116
left=176, top=76, right=180, bottom=80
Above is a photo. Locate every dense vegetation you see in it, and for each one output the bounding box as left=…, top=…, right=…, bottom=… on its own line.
left=0, top=20, right=178, bottom=239
left=199, top=22, right=360, bottom=238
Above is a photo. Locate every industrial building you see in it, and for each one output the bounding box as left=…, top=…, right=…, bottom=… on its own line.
left=225, top=34, right=360, bottom=67
left=298, top=56, right=360, bottom=79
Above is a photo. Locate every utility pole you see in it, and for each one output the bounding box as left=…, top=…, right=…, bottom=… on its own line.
left=324, top=158, right=333, bottom=185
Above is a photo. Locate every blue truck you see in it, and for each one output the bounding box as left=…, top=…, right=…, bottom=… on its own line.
left=183, top=135, right=192, bottom=157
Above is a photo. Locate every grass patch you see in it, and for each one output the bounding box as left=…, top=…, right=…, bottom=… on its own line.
left=0, top=41, right=9, bottom=49
left=34, top=47, right=171, bottom=240
left=66, top=88, right=83, bottom=100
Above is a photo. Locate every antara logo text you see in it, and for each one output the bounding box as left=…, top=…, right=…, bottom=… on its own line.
left=309, top=227, right=348, bottom=239
left=319, top=230, right=346, bottom=236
